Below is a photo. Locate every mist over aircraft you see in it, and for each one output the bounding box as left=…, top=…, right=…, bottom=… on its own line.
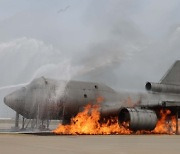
left=3, top=61, right=180, bottom=133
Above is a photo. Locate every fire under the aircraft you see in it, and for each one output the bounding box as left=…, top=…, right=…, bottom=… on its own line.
left=53, top=104, right=177, bottom=135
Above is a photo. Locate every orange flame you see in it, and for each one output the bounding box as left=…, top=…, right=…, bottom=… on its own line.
left=152, top=109, right=176, bottom=134
left=53, top=105, right=177, bottom=135
left=53, top=104, right=131, bottom=135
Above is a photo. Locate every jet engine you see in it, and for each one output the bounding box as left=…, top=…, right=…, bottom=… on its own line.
left=146, top=82, right=180, bottom=94
left=118, top=108, right=157, bottom=131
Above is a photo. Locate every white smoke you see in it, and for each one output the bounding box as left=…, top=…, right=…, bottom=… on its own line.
left=0, top=0, right=180, bottom=118
left=0, top=37, right=76, bottom=85
left=0, top=83, right=28, bottom=91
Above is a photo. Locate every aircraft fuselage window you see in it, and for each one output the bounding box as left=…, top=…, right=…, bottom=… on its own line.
left=95, top=85, right=98, bottom=89
left=84, top=94, right=87, bottom=98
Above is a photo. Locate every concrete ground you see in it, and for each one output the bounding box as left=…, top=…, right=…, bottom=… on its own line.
left=0, top=134, right=180, bottom=154
left=1, top=119, right=180, bottom=154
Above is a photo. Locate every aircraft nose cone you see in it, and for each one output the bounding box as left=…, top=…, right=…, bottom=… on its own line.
left=4, top=95, right=11, bottom=107
left=4, top=93, right=20, bottom=112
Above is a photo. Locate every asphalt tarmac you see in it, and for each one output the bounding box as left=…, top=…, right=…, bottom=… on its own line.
left=0, top=134, right=179, bottom=154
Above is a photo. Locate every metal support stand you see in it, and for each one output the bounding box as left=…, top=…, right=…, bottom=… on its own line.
left=15, top=112, right=19, bottom=128
left=176, top=108, right=179, bottom=135
left=47, top=119, right=50, bottom=129
left=22, top=117, right=25, bottom=129
left=25, top=119, right=31, bottom=129
left=36, top=104, right=40, bottom=129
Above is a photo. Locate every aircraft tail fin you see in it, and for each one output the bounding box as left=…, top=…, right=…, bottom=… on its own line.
left=160, top=60, right=180, bottom=85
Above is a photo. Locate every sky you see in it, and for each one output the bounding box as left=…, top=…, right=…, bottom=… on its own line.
left=1, top=0, right=180, bottom=117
